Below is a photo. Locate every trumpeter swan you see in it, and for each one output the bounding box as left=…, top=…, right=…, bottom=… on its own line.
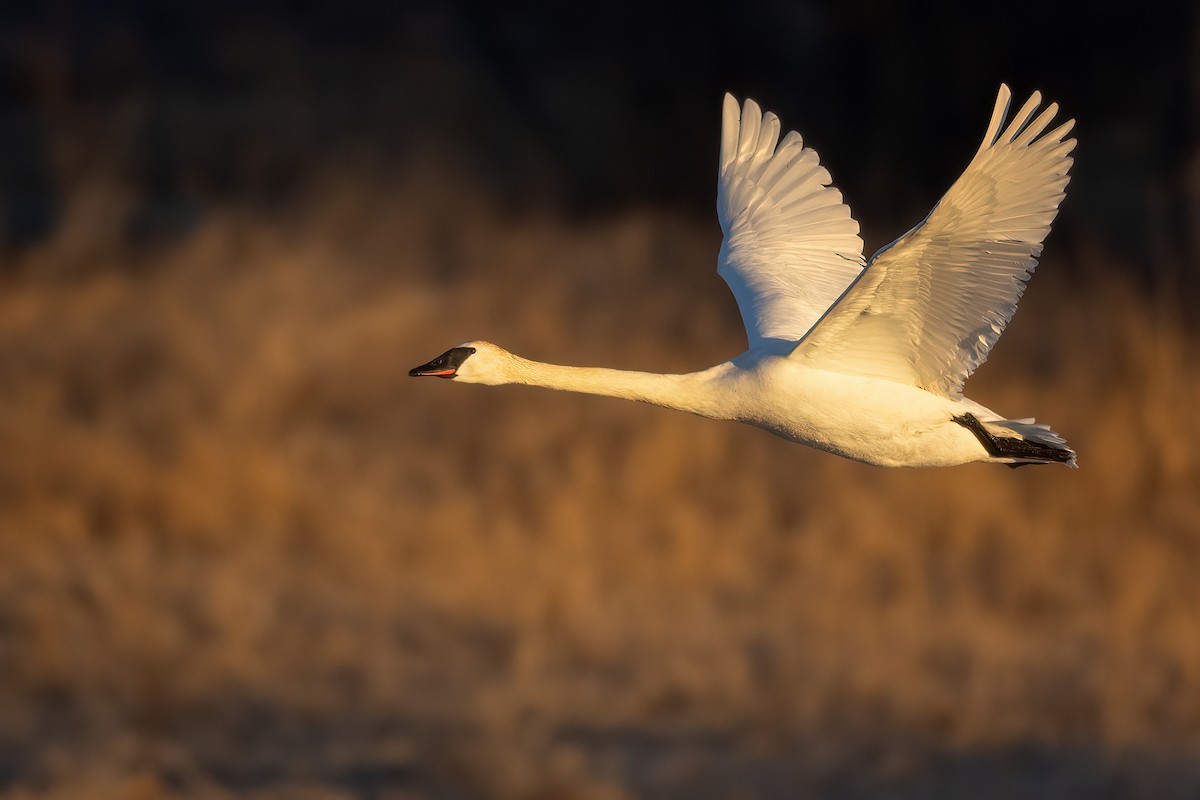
left=412, top=85, right=1077, bottom=468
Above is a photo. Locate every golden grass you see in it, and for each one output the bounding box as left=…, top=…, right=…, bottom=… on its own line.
left=1, top=177, right=1198, bottom=798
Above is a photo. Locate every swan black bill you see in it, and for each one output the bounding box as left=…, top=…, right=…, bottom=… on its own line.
left=409, top=346, right=476, bottom=378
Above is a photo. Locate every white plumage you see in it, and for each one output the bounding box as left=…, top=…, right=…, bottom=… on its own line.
left=412, top=85, right=1078, bottom=469
left=717, top=94, right=864, bottom=349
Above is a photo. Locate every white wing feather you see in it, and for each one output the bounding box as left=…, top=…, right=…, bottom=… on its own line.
left=795, top=85, right=1075, bottom=397
left=717, top=94, right=865, bottom=348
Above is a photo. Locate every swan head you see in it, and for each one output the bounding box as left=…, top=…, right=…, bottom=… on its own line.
left=409, top=341, right=513, bottom=385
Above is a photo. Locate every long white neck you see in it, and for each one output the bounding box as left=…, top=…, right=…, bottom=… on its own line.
left=503, top=354, right=733, bottom=420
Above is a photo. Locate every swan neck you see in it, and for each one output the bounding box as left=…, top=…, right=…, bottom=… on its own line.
left=509, top=356, right=727, bottom=418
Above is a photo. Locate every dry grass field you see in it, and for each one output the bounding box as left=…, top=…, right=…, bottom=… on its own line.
left=1, top=171, right=1198, bottom=798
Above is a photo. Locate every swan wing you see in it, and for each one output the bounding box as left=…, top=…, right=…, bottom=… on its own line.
left=717, top=94, right=865, bottom=348
left=794, top=85, right=1075, bottom=397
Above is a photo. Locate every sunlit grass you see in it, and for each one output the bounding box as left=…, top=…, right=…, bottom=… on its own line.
left=0, top=178, right=1197, bottom=798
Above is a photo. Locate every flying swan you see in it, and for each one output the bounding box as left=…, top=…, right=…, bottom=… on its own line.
left=412, top=85, right=1077, bottom=468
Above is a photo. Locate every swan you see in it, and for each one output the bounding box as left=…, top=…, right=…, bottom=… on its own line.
left=411, top=85, right=1077, bottom=468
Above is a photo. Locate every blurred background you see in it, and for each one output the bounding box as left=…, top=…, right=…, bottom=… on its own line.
left=1, top=1, right=1198, bottom=798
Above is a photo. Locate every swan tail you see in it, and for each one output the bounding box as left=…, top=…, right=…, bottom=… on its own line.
left=953, top=413, right=1078, bottom=469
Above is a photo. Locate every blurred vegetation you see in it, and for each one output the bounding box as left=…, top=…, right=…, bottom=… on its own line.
left=0, top=2, right=1198, bottom=798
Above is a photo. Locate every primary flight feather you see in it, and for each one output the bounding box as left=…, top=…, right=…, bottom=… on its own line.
left=412, top=85, right=1077, bottom=469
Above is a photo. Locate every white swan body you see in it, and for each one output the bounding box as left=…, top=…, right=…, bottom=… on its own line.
left=412, top=86, right=1077, bottom=469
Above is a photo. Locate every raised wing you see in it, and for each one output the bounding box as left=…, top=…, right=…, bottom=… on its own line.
left=717, top=94, right=864, bottom=349
left=795, top=85, right=1075, bottom=397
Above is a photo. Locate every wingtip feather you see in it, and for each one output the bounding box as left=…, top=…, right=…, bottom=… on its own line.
left=720, top=93, right=741, bottom=174
left=979, top=84, right=1013, bottom=154
left=1006, top=91, right=1044, bottom=143
left=757, top=112, right=781, bottom=161
left=736, top=98, right=763, bottom=162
